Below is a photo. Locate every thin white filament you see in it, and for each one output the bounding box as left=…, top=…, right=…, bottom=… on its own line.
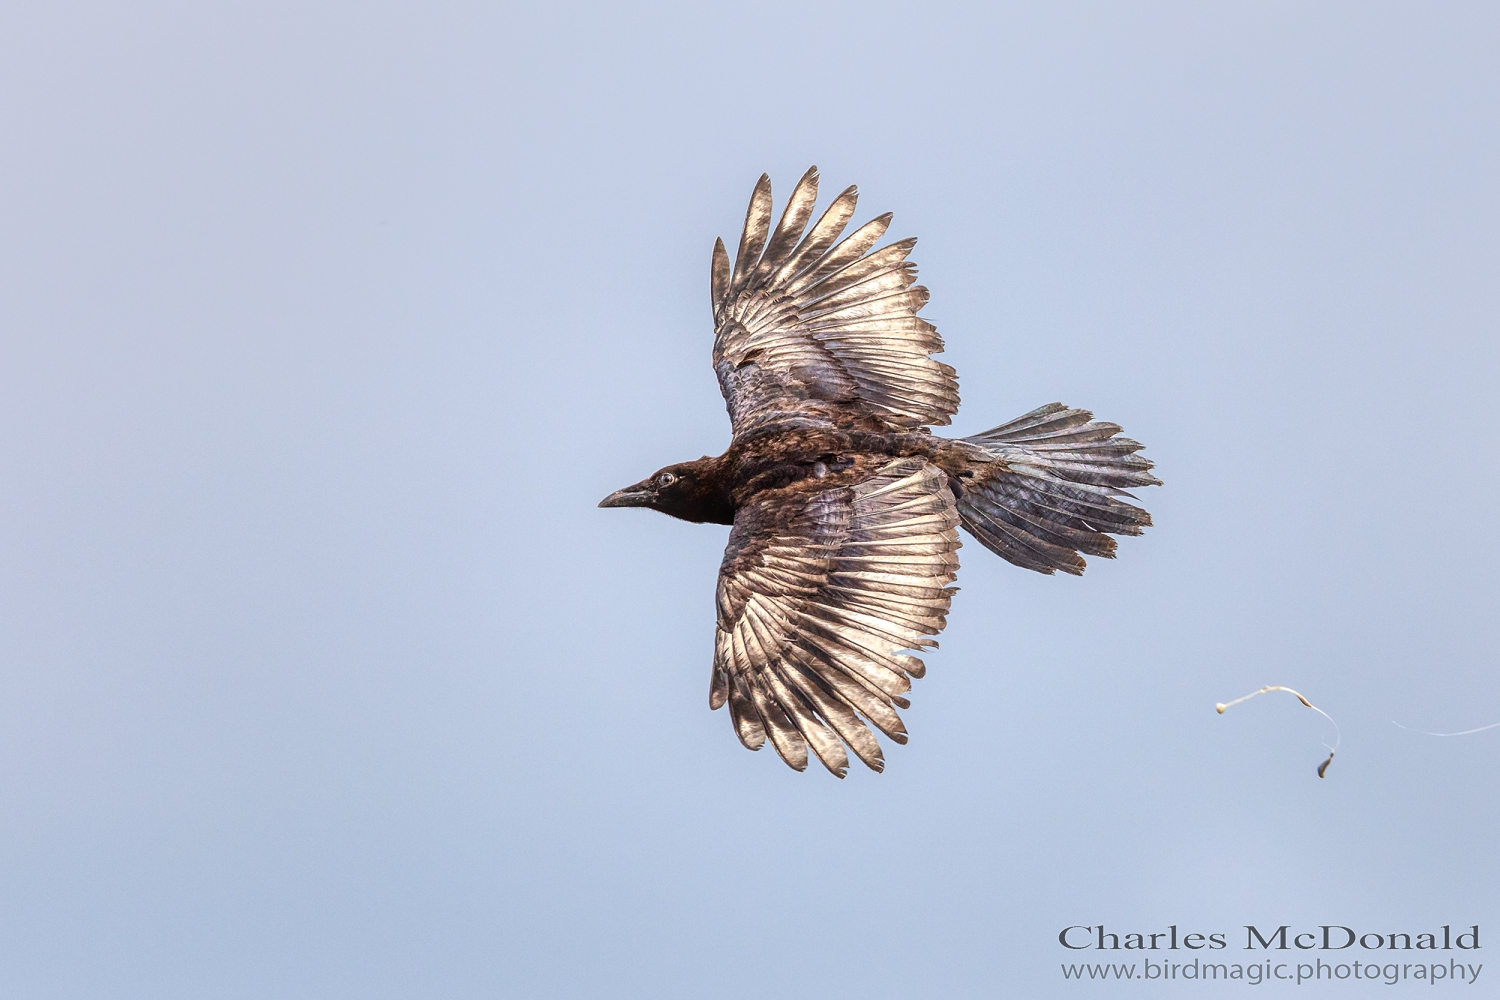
left=1391, top=719, right=1500, bottom=738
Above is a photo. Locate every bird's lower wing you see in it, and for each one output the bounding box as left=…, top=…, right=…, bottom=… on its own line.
left=712, top=458, right=960, bottom=776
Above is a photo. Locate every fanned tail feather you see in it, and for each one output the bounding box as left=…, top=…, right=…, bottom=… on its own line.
left=952, top=403, right=1160, bottom=575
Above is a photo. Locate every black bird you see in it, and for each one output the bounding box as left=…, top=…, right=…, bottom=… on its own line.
left=600, top=168, right=1160, bottom=776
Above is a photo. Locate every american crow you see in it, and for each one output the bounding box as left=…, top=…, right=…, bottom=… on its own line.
left=600, top=168, right=1160, bottom=776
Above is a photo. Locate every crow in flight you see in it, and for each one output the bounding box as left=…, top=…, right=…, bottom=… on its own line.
left=600, top=168, right=1160, bottom=776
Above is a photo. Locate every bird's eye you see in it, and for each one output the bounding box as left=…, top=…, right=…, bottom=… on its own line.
left=656, top=472, right=677, bottom=486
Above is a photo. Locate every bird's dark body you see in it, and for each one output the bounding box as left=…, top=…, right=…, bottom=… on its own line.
left=650, top=423, right=969, bottom=526
left=600, top=167, right=1160, bottom=776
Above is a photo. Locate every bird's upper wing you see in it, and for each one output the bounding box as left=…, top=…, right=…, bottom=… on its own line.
left=711, top=458, right=960, bottom=776
left=711, top=168, right=959, bottom=438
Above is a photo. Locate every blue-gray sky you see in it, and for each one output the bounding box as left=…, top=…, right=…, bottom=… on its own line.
left=1, top=2, right=1496, bottom=996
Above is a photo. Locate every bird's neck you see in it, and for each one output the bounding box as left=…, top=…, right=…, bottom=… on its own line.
left=667, top=454, right=736, bottom=525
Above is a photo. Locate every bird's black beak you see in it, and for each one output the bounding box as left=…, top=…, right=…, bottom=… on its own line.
left=598, top=484, right=653, bottom=509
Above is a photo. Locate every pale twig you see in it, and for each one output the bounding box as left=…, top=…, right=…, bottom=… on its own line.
left=1215, top=685, right=1341, bottom=779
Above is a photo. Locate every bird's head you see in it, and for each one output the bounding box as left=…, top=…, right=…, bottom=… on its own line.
left=598, top=458, right=732, bottom=524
